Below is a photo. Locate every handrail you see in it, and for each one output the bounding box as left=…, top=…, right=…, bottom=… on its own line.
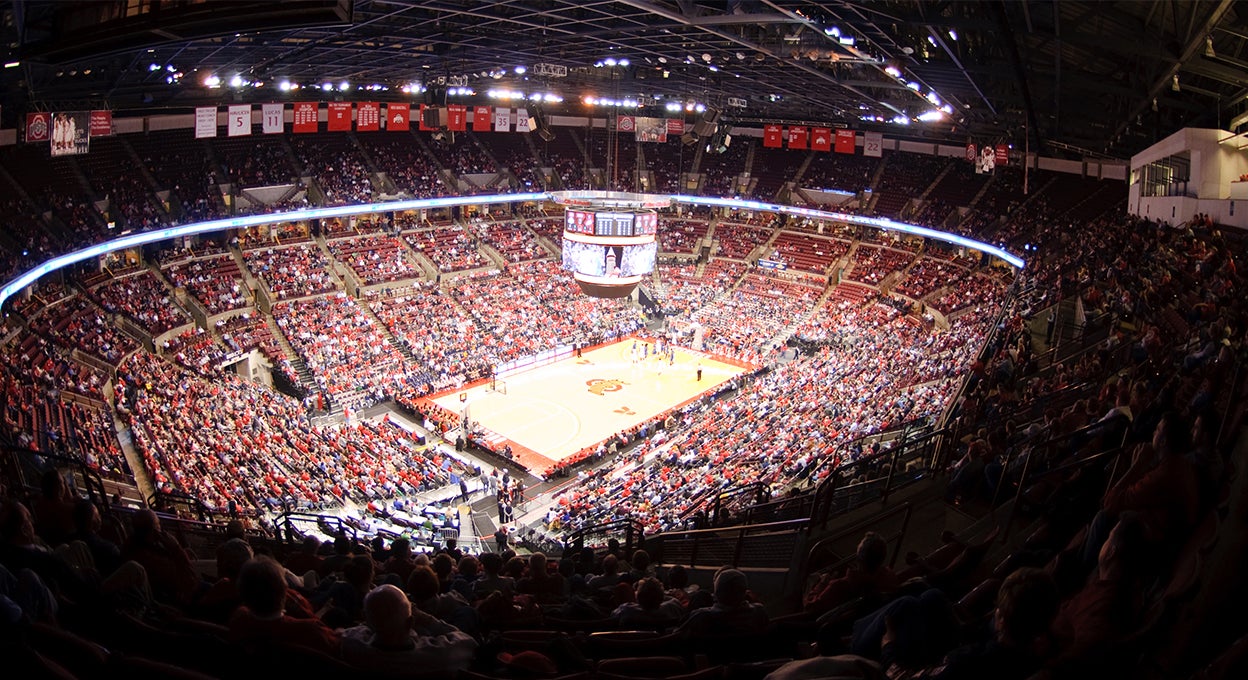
left=561, top=518, right=646, bottom=556
left=1, top=445, right=111, bottom=509
left=810, top=427, right=946, bottom=529
left=146, top=490, right=215, bottom=522
left=274, top=510, right=359, bottom=544
left=803, top=502, right=914, bottom=580
left=650, top=517, right=811, bottom=570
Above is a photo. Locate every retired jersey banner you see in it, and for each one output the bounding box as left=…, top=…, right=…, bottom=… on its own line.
left=863, top=131, right=883, bottom=157
left=516, top=108, right=533, bottom=133
left=995, top=144, right=1009, bottom=166
left=89, top=110, right=113, bottom=137
left=788, top=125, right=808, bottom=150
left=472, top=105, right=492, bottom=132
left=227, top=105, right=251, bottom=137
left=51, top=111, right=90, bottom=156
left=194, top=107, right=217, bottom=138
left=635, top=116, right=667, bottom=143
left=448, top=105, right=467, bottom=132
left=811, top=127, right=831, bottom=152
left=293, top=102, right=318, bottom=133
left=327, top=102, right=352, bottom=131
left=494, top=108, right=511, bottom=132
left=666, top=118, right=685, bottom=136
left=385, top=103, right=410, bottom=131
left=25, top=112, right=50, bottom=143
left=834, top=129, right=856, bottom=154
left=763, top=124, right=783, bottom=148
left=262, top=103, right=284, bottom=134
left=356, top=102, right=380, bottom=131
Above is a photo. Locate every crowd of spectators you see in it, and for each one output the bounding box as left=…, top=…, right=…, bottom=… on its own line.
left=848, top=245, right=917, bottom=285
left=326, top=234, right=424, bottom=285
left=659, top=218, right=709, bottom=254
left=358, top=136, right=445, bottom=198
left=931, top=272, right=1008, bottom=315
left=471, top=218, right=548, bottom=262
left=27, top=296, right=139, bottom=365
left=699, top=141, right=750, bottom=198
left=769, top=231, right=851, bottom=273
left=215, top=137, right=296, bottom=188
left=162, top=253, right=248, bottom=314
left=715, top=222, right=775, bottom=259
left=894, top=256, right=967, bottom=300
left=802, top=153, right=879, bottom=194
left=242, top=244, right=337, bottom=300
left=291, top=135, right=375, bottom=206
left=404, top=224, right=490, bottom=272
left=273, top=293, right=411, bottom=410
left=90, top=271, right=191, bottom=336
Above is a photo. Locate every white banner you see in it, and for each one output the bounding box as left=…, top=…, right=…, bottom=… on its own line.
left=194, top=107, right=218, bottom=138
left=261, top=103, right=284, bottom=134
left=227, top=104, right=251, bottom=137
left=494, top=108, right=511, bottom=132
left=863, top=130, right=883, bottom=158
left=515, top=108, right=532, bottom=133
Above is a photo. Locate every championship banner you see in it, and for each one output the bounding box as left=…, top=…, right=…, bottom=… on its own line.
left=763, top=124, right=783, bottom=148
left=292, top=102, right=318, bottom=133
left=386, top=102, right=410, bottom=131
left=635, top=116, right=667, bottom=143
left=966, top=143, right=977, bottom=163
left=356, top=102, right=380, bottom=131
left=194, top=107, right=218, bottom=139
left=25, top=113, right=50, bottom=143
left=995, top=144, right=1009, bottom=166
left=834, top=129, right=856, bottom=154
left=262, top=103, right=284, bottom=134
left=51, top=111, right=90, bottom=156
left=327, top=102, right=352, bottom=131
left=448, top=104, right=467, bottom=132
left=494, top=107, right=511, bottom=132
left=666, top=118, right=685, bottom=136
left=516, top=108, right=533, bottom=133
left=472, top=105, right=492, bottom=132
left=227, top=104, right=251, bottom=137
left=89, top=110, right=113, bottom=137
left=863, top=131, right=882, bottom=157
left=787, top=125, right=808, bottom=150
left=811, top=127, right=831, bottom=152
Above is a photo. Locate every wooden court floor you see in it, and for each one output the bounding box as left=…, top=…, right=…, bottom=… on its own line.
left=431, top=340, right=750, bottom=473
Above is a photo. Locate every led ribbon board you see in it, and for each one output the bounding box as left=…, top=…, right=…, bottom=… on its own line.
left=0, top=191, right=1023, bottom=310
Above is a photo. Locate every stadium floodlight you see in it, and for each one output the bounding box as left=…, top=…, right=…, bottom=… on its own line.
left=514, top=65, right=527, bottom=74
left=229, top=75, right=243, bottom=88
left=204, top=74, right=221, bottom=88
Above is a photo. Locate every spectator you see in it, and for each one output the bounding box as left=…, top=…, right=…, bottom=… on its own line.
left=341, top=583, right=477, bottom=673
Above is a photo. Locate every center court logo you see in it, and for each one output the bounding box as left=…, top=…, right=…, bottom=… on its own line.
left=586, top=378, right=627, bottom=395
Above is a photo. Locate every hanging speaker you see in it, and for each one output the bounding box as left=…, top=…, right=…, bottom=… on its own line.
left=538, top=127, right=556, bottom=142
left=693, top=119, right=718, bottom=137
left=423, top=106, right=449, bottom=128
left=681, top=132, right=698, bottom=146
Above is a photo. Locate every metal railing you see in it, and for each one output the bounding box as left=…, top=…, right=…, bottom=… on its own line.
left=2, top=445, right=111, bottom=508
left=650, top=517, right=810, bottom=570
left=810, top=427, right=945, bottom=530
left=561, top=518, right=646, bottom=557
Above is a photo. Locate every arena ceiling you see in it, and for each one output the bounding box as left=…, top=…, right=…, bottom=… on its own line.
left=3, top=0, right=1248, bottom=160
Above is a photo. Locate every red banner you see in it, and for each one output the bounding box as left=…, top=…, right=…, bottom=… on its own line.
left=356, top=102, right=380, bottom=132
left=834, top=129, right=856, bottom=154
left=763, top=124, right=783, bottom=148
left=448, top=104, right=467, bottom=132
left=292, top=102, right=318, bottom=133
left=25, top=112, right=50, bottom=143
left=386, top=103, right=410, bottom=131
left=327, top=102, right=352, bottom=131
left=966, top=143, right=977, bottom=162
left=995, top=144, right=1009, bottom=165
left=472, top=105, right=492, bottom=132
left=787, top=125, right=808, bottom=150
left=89, top=110, right=113, bottom=137
left=617, top=115, right=635, bottom=133
left=666, top=118, right=685, bottom=136
left=811, top=127, right=832, bottom=152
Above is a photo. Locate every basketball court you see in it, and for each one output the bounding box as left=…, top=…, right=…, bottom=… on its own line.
left=429, top=339, right=753, bottom=474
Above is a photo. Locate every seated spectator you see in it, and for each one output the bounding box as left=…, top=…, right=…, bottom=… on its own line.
left=679, top=568, right=769, bottom=636
left=342, top=584, right=477, bottom=674
left=122, top=509, right=201, bottom=606
left=805, top=531, right=900, bottom=616
left=228, top=556, right=341, bottom=655
left=881, top=568, right=1059, bottom=679
left=515, top=552, right=562, bottom=601
left=472, top=552, right=515, bottom=601
left=612, top=577, right=686, bottom=629
left=408, top=564, right=478, bottom=635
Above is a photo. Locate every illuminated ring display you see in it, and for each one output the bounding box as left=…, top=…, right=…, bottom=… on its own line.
left=0, top=191, right=1024, bottom=310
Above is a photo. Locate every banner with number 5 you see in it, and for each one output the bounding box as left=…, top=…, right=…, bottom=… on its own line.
left=227, top=105, right=252, bottom=137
